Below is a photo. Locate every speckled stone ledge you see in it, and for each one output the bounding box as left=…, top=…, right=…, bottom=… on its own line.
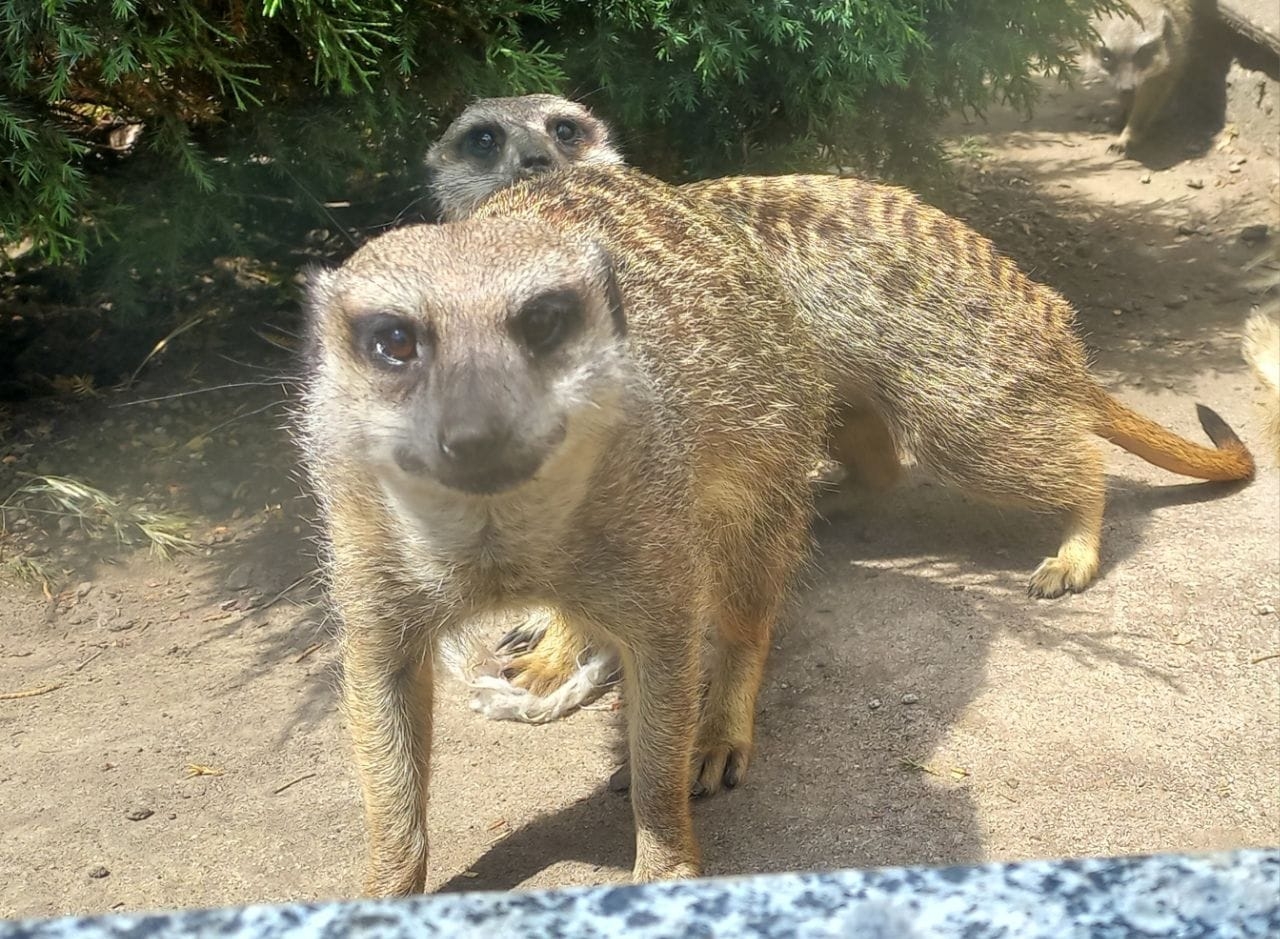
left=3, top=849, right=1277, bottom=938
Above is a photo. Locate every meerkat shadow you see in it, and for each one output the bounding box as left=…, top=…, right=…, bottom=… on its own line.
left=435, top=788, right=635, bottom=893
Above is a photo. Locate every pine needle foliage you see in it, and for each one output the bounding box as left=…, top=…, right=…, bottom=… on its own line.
left=2, top=0, right=1121, bottom=316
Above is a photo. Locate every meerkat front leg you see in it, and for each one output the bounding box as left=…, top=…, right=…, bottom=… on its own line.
left=1112, top=74, right=1174, bottom=155
left=1028, top=488, right=1106, bottom=599
left=618, top=633, right=703, bottom=882
left=339, top=596, right=438, bottom=896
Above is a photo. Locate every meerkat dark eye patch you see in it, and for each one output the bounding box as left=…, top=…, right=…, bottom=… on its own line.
left=354, top=313, right=422, bottom=369
left=552, top=119, right=581, bottom=144
left=511, top=290, right=584, bottom=355
left=464, top=124, right=502, bottom=158
left=1097, top=46, right=1114, bottom=68
left=1132, top=41, right=1158, bottom=68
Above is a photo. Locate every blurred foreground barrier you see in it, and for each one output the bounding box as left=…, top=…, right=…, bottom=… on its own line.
left=3, top=849, right=1277, bottom=938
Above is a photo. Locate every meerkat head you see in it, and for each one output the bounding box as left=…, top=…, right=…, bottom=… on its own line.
left=426, top=94, right=624, bottom=221
left=1090, top=5, right=1176, bottom=96
left=305, top=219, right=629, bottom=500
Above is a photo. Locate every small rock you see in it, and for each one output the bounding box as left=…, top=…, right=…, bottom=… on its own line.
left=76, top=581, right=94, bottom=598
left=1186, top=178, right=1205, bottom=190
left=224, top=563, right=255, bottom=591
left=1177, top=223, right=1200, bottom=236
left=868, top=698, right=882, bottom=711
left=167, top=813, right=178, bottom=820
left=57, top=515, right=77, bottom=534
left=1257, top=604, right=1276, bottom=616
left=1140, top=172, right=1152, bottom=184
left=87, top=865, right=110, bottom=880
left=1240, top=225, right=1269, bottom=244
left=1165, top=295, right=1189, bottom=309
left=951, top=584, right=966, bottom=591
left=124, top=807, right=154, bottom=821
left=901, top=692, right=920, bottom=705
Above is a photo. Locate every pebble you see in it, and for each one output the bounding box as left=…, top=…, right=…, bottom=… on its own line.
left=1257, top=604, right=1276, bottom=616
left=76, top=581, right=94, bottom=598
left=868, top=698, right=882, bottom=711
left=901, top=693, right=920, bottom=705
left=1240, top=224, right=1269, bottom=244
left=87, top=865, right=110, bottom=880
left=124, top=807, right=154, bottom=821
left=1186, top=179, right=1205, bottom=190
left=1165, top=295, right=1189, bottom=309
left=224, top=563, right=255, bottom=591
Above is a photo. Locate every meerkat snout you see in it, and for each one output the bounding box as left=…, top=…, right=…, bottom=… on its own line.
left=306, top=221, right=628, bottom=498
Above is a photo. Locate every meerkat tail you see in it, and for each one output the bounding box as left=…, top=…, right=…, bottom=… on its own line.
left=1091, top=389, right=1255, bottom=482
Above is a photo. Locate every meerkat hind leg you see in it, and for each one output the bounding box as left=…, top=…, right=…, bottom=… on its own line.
left=828, top=403, right=904, bottom=491
left=694, top=489, right=808, bottom=796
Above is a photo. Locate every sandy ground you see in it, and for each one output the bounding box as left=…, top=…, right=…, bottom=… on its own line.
left=1, top=74, right=1278, bottom=919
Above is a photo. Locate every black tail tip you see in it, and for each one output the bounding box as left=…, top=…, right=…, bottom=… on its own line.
left=1195, top=404, right=1244, bottom=449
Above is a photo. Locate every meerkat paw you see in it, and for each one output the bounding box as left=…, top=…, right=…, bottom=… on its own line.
left=493, top=619, right=549, bottom=658
left=1027, top=556, right=1097, bottom=599
left=607, top=739, right=752, bottom=797
left=469, top=650, right=617, bottom=723
left=692, top=740, right=752, bottom=797
left=632, top=859, right=700, bottom=883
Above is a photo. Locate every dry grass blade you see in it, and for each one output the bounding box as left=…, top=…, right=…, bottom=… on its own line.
left=899, top=757, right=970, bottom=782
left=126, top=313, right=209, bottom=387
left=2, top=474, right=193, bottom=558
left=0, top=683, right=64, bottom=700
left=185, top=764, right=224, bottom=778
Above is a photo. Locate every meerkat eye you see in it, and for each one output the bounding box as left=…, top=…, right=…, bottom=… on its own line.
left=513, top=290, right=583, bottom=355
left=553, top=119, right=580, bottom=144
left=360, top=315, right=420, bottom=368
left=464, top=125, right=501, bottom=158
left=1098, top=46, right=1114, bottom=68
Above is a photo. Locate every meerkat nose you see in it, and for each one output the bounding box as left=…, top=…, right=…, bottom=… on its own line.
left=520, top=151, right=552, bottom=171
left=437, top=416, right=512, bottom=466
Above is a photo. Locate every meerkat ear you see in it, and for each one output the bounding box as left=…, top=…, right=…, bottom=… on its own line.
left=580, top=238, right=626, bottom=337
left=301, top=264, right=340, bottom=322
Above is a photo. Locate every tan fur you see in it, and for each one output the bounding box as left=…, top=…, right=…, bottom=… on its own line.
left=1085, top=0, right=1198, bottom=154
left=301, top=166, right=831, bottom=892
left=1244, top=309, right=1280, bottom=461
left=427, top=95, right=1256, bottom=719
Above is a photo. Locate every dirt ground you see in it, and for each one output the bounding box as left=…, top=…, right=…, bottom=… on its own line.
left=2, top=70, right=1278, bottom=920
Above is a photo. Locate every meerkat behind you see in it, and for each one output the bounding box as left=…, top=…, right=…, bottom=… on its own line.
left=1244, top=308, right=1280, bottom=461
left=425, top=94, right=621, bottom=221
left=425, top=96, right=1256, bottom=727
left=1086, top=0, right=1198, bottom=154
left=301, top=165, right=830, bottom=892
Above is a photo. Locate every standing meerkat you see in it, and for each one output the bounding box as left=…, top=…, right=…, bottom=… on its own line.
left=428, top=96, right=1256, bottom=725
left=1085, top=0, right=1202, bottom=155
left=301, top=165, right=831, bottom=892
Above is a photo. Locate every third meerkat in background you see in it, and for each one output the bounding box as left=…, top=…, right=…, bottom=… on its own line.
left=429, top=94, right=1255, bottom=724
left=1244, top=309, right=1280, bottom=461
left=1086, top=0, right=1207, bottom=155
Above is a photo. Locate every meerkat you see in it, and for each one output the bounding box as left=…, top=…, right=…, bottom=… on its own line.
left=1243, top=308, right=1280, bottom=461
left=300, top=165, right=832, bottom=892
left=1085, top=0, right=1201, bottom=155
left=425, top=94, right=622, bottom=221
left=427, top=95, right=1256, bottom=726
